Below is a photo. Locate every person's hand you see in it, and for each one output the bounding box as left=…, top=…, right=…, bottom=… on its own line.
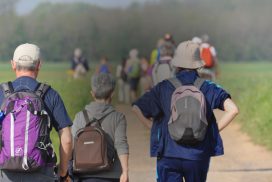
left=58, top=170, right=71, bottom=182
left=120, top=172, right=129, bottom=182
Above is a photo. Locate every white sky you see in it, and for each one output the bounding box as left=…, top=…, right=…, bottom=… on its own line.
left=16, top=0, right=158, bottom=15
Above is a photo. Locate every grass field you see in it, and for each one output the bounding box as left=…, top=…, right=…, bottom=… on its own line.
left=0, top=62, right=272, bottom=162
left=218, top=62, right=272, bottom=150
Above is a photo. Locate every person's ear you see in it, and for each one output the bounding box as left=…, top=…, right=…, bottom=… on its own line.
left=37, top=60, right=42, bottom=71
left=11, top=60, right=16, bottom=71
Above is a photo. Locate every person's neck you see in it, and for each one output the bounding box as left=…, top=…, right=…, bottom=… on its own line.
left=16, top=71, right=37, bottom=79
left=94, top=98, right=111, bottom=105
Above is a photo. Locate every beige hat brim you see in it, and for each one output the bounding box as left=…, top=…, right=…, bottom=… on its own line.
left=172, top=57, right=205, bottom=69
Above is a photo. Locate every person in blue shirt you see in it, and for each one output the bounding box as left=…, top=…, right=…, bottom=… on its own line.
left=132, top=41, right=239, bottom=182
left=0, top=43, right=73, bottom=182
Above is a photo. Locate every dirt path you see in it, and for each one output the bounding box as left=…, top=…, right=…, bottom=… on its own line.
left=116, top=105, right=272, bottom=182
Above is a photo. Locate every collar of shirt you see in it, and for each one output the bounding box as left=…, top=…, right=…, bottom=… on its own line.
left=13, top=76, right=38, bottom=91
left=175, top=70, right=198, bottom=85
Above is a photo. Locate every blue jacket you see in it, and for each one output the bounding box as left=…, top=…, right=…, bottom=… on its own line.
left=133, top=70, right=230, bottom=160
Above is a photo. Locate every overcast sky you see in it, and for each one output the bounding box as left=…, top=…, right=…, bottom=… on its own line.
left=16, top=0, right=157, bottom=14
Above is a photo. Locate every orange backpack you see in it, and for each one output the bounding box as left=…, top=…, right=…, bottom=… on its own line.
left=201, top=47, right=214, bottom=68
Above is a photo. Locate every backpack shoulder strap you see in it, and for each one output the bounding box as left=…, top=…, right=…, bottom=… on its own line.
left=168, top=78, right=182, bottom=88
left=82, top=109, right=91, bottom=124
left=1, top=82, right=14, bottom=98
left=35, top=83, right=51, bottom=98
left=82, top=109, right=115, bottom=127
left=194, top=78, right=206, bottom=90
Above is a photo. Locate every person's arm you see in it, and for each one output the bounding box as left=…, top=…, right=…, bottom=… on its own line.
left=119, top=154, right=129, bottom=182
left=58, top=127, right=73, bottom=177
left=132, top=105, right=152, bottom=129
left=217, top=98, right=239, bottom=131
left=114, top=114, right=129, bottom=182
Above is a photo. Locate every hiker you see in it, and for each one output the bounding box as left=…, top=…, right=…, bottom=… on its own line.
left=125, top=49, right=141, bottom=102
left=152, top=42, right=175, bottom=86
left=116, top=58, right=130, bottom=104
left=164, top=33, right=176, bottom=48
left=95, top=56, right=111, bottom=74
left=150, top=39, right=165, bottom=66
left=71, top=73, right=129, bottom=182
left=133, top=41, right=239, bottom=182
left=0, top=43, right=73, bottom=182
left=197, top=35, right=218, bottom=80
left=71, top=48, right=89, bottom=79
left=139, top=57, right=153, bottom=95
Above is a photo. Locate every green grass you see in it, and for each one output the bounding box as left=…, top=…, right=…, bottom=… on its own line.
left=218, top=62, right=272, bottom=150
left=0, top=63, right=92, bottom=162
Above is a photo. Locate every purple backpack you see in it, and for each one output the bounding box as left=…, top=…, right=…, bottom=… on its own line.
left=168, top=78, right=208, bottom=145
left=0, top=82, right=56, bottom=172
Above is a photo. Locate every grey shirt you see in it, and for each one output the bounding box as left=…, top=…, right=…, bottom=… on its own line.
left=72, top=102, right=129, bottom=179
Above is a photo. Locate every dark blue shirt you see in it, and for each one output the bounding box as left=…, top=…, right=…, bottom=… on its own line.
left=0, top=76, right=72, bottom=131
left=133, top=70, right=231, bottom=160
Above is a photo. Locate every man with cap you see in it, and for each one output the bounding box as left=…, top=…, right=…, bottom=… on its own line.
left=0, top=43, right=73, bottom=182
left=132, top=41, right=239, bottom=182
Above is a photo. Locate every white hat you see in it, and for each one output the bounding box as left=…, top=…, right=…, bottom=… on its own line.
left=13, top=43, right=40, bottom=66
left=172, top=41, right=205, bottom=69
left=192, top=37, right=202, bottom=44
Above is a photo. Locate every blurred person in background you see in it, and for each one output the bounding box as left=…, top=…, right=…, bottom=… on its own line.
left=164, top=33, right=176, bottom=50
left=71, top=48, right=89, bottom=79
left=150, top=39, right=165, bottom=66
left=139, top=56, right=153, bottom=95
left=125, top=49, right=141, bottom=102
left=193, top=35, right=219, bottom=80
left=96, top=56, right=112, bottom=74
left=116, top=58, right=130, bottom=104
left=152, top=42, right=175, bottom=86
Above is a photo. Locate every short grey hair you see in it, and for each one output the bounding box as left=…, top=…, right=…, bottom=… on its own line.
left=15, top=56, right=40, bottom=71
left=91, top=73, right=116, bottom=100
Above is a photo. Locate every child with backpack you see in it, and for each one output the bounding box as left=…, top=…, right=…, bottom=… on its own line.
left=133, top=41, right=238, bottom=182
left=71, top=73, right=129, bottom=182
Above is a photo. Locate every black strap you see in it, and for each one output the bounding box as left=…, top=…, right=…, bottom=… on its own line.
left=194, top=78, right=206, bottom=90
left=168, top=78, right=182, bottom=88
left=0, top=82, right=14, bottom=98
left=82, top=109, right=114, bottom=127
left=35, top=83, right=51, bottom=98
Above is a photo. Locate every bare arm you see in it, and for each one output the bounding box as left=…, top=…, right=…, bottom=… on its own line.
left=59, top=127, right=73, bottom=176
left=119, top=154, right=129, bottom=182
left=132, top=105, right=152, bottom=129
left=217, top=98, right=239, bottom=131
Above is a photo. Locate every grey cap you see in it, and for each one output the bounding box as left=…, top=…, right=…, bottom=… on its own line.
left=13, top=43, right=40, bottom=66
left=172, top=41, right=205, bottom=69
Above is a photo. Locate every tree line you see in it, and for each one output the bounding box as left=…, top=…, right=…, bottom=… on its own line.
left=0, top=0, right=271, bottom=62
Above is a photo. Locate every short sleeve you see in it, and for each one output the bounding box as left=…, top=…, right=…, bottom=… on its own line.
left=133, top=84, right=162, bottom=119
left=44, top=88, right=72, bottom=131
left=206, top=82, right=231, bottom=110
